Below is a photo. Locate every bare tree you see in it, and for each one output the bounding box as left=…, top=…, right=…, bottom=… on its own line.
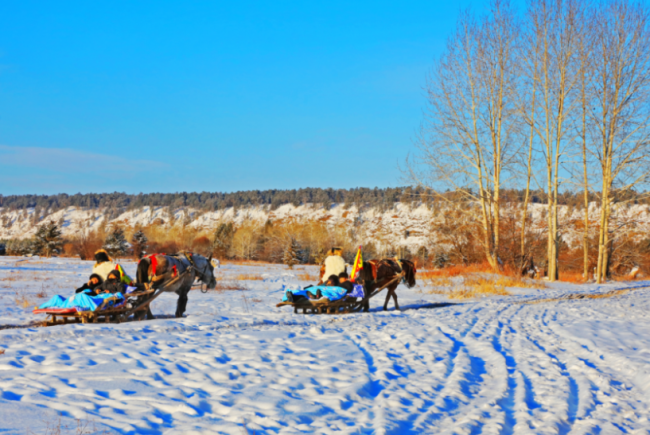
left=524, top=0, right=584, bottom=281
left=410, top=0, right=520, bottom=270
left=591, top=0, right=650, bottom=282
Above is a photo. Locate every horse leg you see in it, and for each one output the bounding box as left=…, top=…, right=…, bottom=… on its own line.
left=176, top=291, right=189, bottom=318
left=383, top=291, right=391, bottom=311
left=391, top=287, right=400, bottom=311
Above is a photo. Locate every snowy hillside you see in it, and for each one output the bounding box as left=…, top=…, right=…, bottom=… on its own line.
left=3, top=202, right=650, bottom=254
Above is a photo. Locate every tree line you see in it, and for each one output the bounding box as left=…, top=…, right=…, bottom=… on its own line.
left=2, top=187, right=649, bottom=214
left=410, top=0, right=650, bottom=283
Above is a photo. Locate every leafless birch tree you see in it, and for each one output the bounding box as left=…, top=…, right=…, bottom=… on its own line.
left=410, top=0, right=520, bottom=270
left=591, top=0, right=650, bottom=283
left=523, top=0, right=584, bottom=281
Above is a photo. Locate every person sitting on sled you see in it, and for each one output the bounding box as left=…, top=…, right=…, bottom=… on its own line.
left=96, top=270, right=145, bottom=295
left=92, top=249, right=133, bottom=284
left=320, top=248, right=346, bottom=284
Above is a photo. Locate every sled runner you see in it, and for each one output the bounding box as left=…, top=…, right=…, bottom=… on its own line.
left=276, top=272, right=405, bottom=314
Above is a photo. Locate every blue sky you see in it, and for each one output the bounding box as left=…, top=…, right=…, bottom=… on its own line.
left=0, top=0, right=487, bottom=195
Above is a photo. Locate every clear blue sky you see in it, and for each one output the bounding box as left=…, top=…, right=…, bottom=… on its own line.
left=0, top=0, right=487, bottom=195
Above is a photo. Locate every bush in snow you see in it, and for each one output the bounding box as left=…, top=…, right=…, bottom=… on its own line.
left=103, top=228, right=129, bottom=258
left=32, top=221, right=63, bottom=257
left=131, top=230, right=148, bottom=259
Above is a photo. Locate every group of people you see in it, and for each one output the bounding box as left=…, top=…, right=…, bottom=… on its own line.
left=73, top=249, right=142, bottom=296
left=283, top=248, right=363, bottom=303
left=36, top=249, right=143, bottom=312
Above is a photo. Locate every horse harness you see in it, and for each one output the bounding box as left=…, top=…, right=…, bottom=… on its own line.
left=145, top=252, right=209, bottom=288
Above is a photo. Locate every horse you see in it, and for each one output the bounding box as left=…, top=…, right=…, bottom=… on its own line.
left=356, top=258, right=417, bottom=311
left=135, top=251, right=217, bottom=319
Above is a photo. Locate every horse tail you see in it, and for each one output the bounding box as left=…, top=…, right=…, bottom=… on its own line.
left=399, top=259, right=417, bottom=288
left=136, top=257, right=151, bottom=285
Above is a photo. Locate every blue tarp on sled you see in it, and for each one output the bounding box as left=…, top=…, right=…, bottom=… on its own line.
left=282, top=285, right=348, bottom=302
left=38, top=290, right=124, bottom=312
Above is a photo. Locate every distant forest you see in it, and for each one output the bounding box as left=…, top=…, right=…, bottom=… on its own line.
left=0, top=187, right=647, bottom=211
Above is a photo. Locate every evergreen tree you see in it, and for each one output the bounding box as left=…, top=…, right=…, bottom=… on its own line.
left=283, top=238, right=302, bottom=269
left=103, top=227, right=129, bottom=258
left=212, top=222, right=234, bottom=259
left=432, top=251, right=450, bottom=269
left=32, top=221, right=63, bottom=257
left=131, top=230, right=148, bottom=259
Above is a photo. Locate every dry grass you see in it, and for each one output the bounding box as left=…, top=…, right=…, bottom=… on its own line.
left=521, top=285, right=649, bottom=305
left=14, top=292, right=37, bottom=309
left=26, top=415, right=114, bottom=435
left=36, top=284, right=48, bottom=298
left=296, top=272, right=318, bottom=281
left=0, top=349, right=5, bottom=355
left=235, top=274, right=264, bottom=281
left=423, top=270, right=539, bottom=300
left=559, top=271, right=588, bottom=283
left=419, top=263, right=496, bottom=280
left=215, top=281, right=249, bottom=291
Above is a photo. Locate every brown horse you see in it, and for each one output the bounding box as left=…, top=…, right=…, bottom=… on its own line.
left=356, top=258, right=417, bottom=311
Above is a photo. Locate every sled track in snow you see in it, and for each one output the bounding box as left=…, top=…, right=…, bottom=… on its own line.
left=2, top=269, right=650, bottom=432
left=518, top=283, right=650, bottom=305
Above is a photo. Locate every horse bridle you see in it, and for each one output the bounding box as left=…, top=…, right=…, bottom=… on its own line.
left=183, top=253, right=214, bottom=292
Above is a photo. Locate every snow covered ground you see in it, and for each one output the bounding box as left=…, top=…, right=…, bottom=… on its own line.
left=1, top=256, right=649, bottom=434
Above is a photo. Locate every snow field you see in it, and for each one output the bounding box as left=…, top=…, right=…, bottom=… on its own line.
left=1, top=257, right=650, bottom=434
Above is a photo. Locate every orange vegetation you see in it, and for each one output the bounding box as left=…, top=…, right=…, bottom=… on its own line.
left=235, top=274, right=264, bottom=281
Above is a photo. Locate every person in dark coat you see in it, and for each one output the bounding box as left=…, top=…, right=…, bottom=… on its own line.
left=95, top=270, right=126, bottom=295
left=337, top=272, right=355, bottom=294
left=75, top=273, right=104, bottom=295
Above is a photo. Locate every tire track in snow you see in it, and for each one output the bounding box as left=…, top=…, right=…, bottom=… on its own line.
left=409, top=303, right=514, bottom=433
left=491, top=306, right=524, bottom=435
left=525, top=303, right=650, bottom=432
left=525, top=307, right=580, bottom=433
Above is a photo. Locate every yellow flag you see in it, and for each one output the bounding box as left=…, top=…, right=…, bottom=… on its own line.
left=350, top=246, right=363, bottom=282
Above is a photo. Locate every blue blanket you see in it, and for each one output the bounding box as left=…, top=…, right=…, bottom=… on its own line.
left=39, top=290, right=124, bottom=312
left=282, top=285, right=348, bottom=302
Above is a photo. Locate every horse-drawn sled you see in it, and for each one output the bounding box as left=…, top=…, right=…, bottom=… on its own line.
left=276, top=257, right=417, bottom=315
left=34, top=251, right=217, bottom=327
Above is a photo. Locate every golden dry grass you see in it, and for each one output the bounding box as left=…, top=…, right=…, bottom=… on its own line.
left=423, top=271, right=539, bottom=300
left=235, top=274, right=264, bottom=281
left=296, top=272, right=318, bottom=281
left=14, top=292, right=37, bottom=309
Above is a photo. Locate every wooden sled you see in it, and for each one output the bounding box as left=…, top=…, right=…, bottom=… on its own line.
left=38, top=263, right=198, bottom=327
left=276, top=272, right=405, bottom=315
left=39, top=289, right=157, bottom=326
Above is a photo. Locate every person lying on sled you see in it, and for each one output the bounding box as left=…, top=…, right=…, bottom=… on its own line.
left=74, top=273, right=104, bottom=295
left=283, top=276, right=348, bottom=303
left=37, top=273, right=128, bottom=312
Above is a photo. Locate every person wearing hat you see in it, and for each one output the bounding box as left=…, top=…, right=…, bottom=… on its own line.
left=92, top=250, right=116, bottom=281
left=320, top=247, right=346, bottom=284
left=74, top=273, right=104, bottom=296
left=95, top=270, right=127, bottom=295
left=92, top=249, right=133, bottom=284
